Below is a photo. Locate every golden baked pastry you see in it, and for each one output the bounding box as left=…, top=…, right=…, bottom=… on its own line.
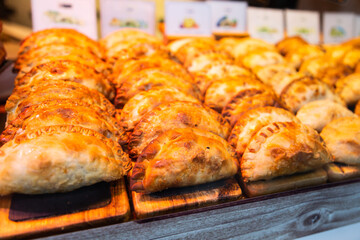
left=217, top=37, right=242, bottom=57
left=285, top=44, right=324, bottom=69
left=356, top=62, right=360, bottom=73
left=319, top=64, right=352, bottom=87
left=280, top=77, right=344, bottom=113
left=14, top=60, right=114, bottom=100
left=228, top=107, right=300, bottom=158
left=193, top=64, right=251, bottom=94
left=187, top=52, right=233, bottom=73
left=335, top=73, right=360, bottom=106
left=167, top=38, right=194, bottom=54
left=0, top=125, right=131, bottom=195
left=241, top=122, right=332, bottom=182
left=112, top=56, right=192, bottom=83
left=204, top=76, right=266, bottom=112
left=114, top=68, right=201, bottom=108
left=341, top=48, right=360, bottom=69
left=14, top=43, right=107, bottom=73
left=276, top=36, right=308, bottom=56
left=299, top=56, right=336, bottom=77
left=233, top=38, right=275, bottom=59
left=127, top=101, right=231, bottom=159
left=238, top=50, right=284, bottom=71
left=222, top=88, right=284, bottom=127
left=100, top=28, right=158, bottom=50
left=323, top=44, right=353, bottom=63
left=119, top=87, right=199, bottom=134
left=18, top=28, right=104, bottom=58
left=130, top=128, right=239, bottom=193
left=1, top=101, right=122, bottom=145
left=5, top=81, right=115, bottom=124
left=321, top=117, right=360, bottom=165
left=269, top=72, right=305, bottom=96
left=174, top=38, right=219, bottom=67
left=355, top=100, right=360, bottom=116
left=296, top=100, right=355, bottom=132
left=255, top=63, right=296, bottom=84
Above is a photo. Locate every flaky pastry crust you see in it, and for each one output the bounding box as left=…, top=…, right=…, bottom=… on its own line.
left=285, top=45, right=324, bottom=69
left=335, top=73, right=360, bottom=106
left=276, top=36, right=308, bottom=56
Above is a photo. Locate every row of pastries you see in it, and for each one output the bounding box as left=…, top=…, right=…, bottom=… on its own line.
left=0, top=28, right=360, bottom=200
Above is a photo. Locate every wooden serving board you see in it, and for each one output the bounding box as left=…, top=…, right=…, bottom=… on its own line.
left=131, top=177, right=243, bottom=219
left=0, top=178, right=130, bottom=239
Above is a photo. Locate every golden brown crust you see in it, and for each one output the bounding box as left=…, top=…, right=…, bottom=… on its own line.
left=130, top=128, right=239, bottom=193
left=5, top=81, right=115, bottom=124
left=120, top=87, right=199, bottom=134
left=335, top=73, right=360, bottom=106
left=114, top=68, right=202, bottom=108
left=276, top=36, right=308, bottom=56
left=1, top=101, right=122, bottom=145
left=18, top=28, right=104, bottom=58
left=233, top=38, right=275, bottom=59
left=0, top=125, right=131, bottom=195
left=356, top=100, right=360, bottom=116
left=341, top=48, right=360, bottom=69
left=267, top=72, right=305, bottom=96
left=217, top=37, right=242, bottom=57
left=280, top=77, right=345, bottom=113
left=127, top=101, right=231, bottom=159
left=285, top=45, right=324, bottom=69
left=238, top=50, right=284, bottom=71
left=15, top=60, right=114, bottom=100
left=187, top=52, right=233, bottom=73
left=255, top=63, right=296, bottom=84
left=241, top=122, right=332, bottom=182
left=222, top=88, right=284, bottom=127
left=228, top=107, right=300, bottom=158
left=319, top=64, right=352, bottom=87
left=320, top=116, right=360, bottom=165
left=298, top=56, right=336, bottom=78
left=193, top=64, right=251, bottom=95
left=204, top=76, right=267, bottom=112
left=325, top=163, right=360, bottom=182
left=14, top=43, right=105, bottom=72
left=296, top=100, right=355, bottom=132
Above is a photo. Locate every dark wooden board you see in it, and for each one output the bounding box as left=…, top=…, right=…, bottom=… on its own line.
left=0, top=178, right=130, bottom=239
left=42, top=179, right=360, bottom=240
left=131, top=178, right=243, bottom=219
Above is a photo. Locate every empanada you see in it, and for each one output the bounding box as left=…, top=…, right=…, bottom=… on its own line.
left=319, top=64, right=352, bottom=87
left=320, top=116, right=360, bottom=165
left=100, top=28, right=158, bottom=50
left=255, top=63, right=296, bottom=84
left=268, top=72, right=305, bottom=96
left=18, top=28, right=104, bottom=58
left=222, top=88, right=284, bottom=127
left=285, top=45, right=324, bottom=69
left=276, top=36, right=308, bottom=56
left=15, top=60, right=114, bottom=100
left=187, top=52, right=233, bottom=73
left=335, top=73, right=360, bottom=106
left=233, top=38, right=275, bottom=58
left=299, top=56, right=336, bottom=77
left=0, top=125, right=131, bottom=195
left=14, top=43, right=105, bottom=72
left=228, top=107, right=300, bottom=158
left=323, top=44, right=352, bottom=62
left=130, top=128, right=239, bottom=193
left=296, top=100, right=355, bottom=132
left=1, top=101, right=122, bottom=145
left=217, top=37, right=242, bottom=57
left=241, top=122, right=332, bottom=182
left=280, top=77, right=344, bottom=113
left=119, top=87, right=199, bottom=134
left=127, top=101, right=231, bottom=159
left=5, top=81, right=115, bottom=124
left=167, top=38, right=194, bottom=54
left=204, top=76, right=267, bottom=112
left=193, top=64, right=251, bottom=94
left=114, top=69, right=202, bottom=108
left=341, top=48, right=360, bottom=69
left=238, top=50, right=284, bottom=71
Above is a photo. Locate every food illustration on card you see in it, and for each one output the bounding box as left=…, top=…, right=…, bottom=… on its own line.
left=216, top=16, right=237, bottom=28
left=44, top=11, right=83, bottom=25
left=180, top=18, right=199, bottom=29
left=110, top=18, right=148, bottom=29
left=294, top=27, right=312, bottom=35
left=257, top=26, right=278, bottom=34
left=330, top=26, right=346, bottom=37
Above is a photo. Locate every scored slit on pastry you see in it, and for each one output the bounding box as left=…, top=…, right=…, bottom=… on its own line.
left=130, top=128, right=239, bottom=193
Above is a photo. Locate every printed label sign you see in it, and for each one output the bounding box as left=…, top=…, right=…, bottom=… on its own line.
left=165, top=1, right=211, bottom=37
left=354, top=15, right=360, bottom=37
left=285, top=9, right=320, bottom=44
left=31, top=0, right=97, bottom=39
left=323, top=12, right=354, bottom=44
left=208, top=1, right=247, bottom=34
left=247, top=7, right=284, bottom=43
left=100, top=0, right=155, bottom=37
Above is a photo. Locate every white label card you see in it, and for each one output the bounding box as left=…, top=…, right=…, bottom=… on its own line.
left=31, top=0, right=97, bottom=39
left=247, top=7, right=284, bottom=44
left=285, top=9, right=320, bottom=44
left=165, top=1, right=211, bottom=37
left=100, top=0, right=155, bottom=38
left=323, top=12, right=354, bottom=44
left=208, top=1, right=247, bottom=34
left=354, top=15, right=360, bottom=37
